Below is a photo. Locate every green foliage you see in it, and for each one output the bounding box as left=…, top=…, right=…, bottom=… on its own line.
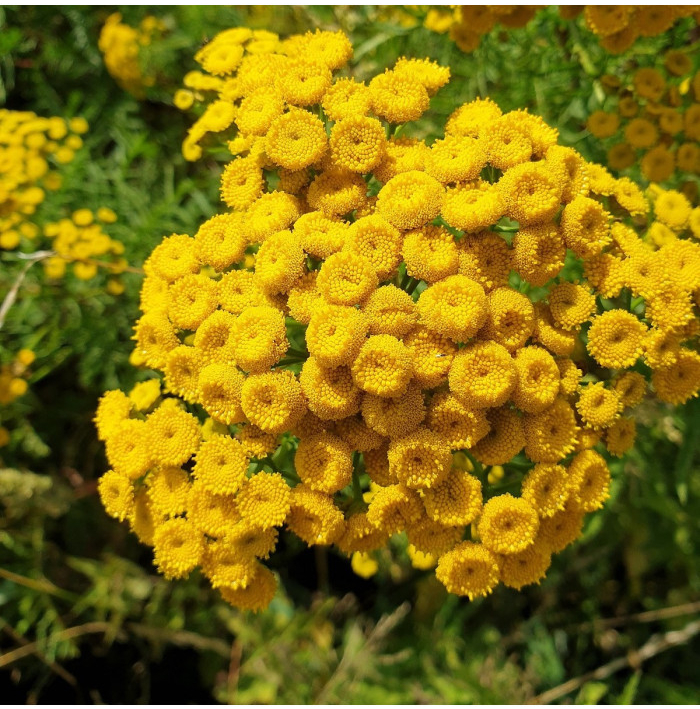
left=1, top=5, right=699, bottom=704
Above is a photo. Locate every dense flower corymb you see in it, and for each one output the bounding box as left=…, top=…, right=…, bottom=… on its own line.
left=97, top=27, right=700, bottom=612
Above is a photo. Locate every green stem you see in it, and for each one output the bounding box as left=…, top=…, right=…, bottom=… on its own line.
left=464, top=451, right=483, bottom=477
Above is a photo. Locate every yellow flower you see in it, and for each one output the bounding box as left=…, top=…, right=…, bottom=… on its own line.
left=369, top=70, right=430, bottom=124
left=523, top=397, right=579, bottom=463
left=153, top=518, right=204, bottom=580
left=586, top=110, right=619, bottom=139
left=344, top=214, right=403, bottom=280
left=362, top=381, right=426, bottom=439
left=441, top=180, right=504, bottom=232
left=402, top=225, right=458, bottom=283
left=236, top=472, right=291, bottom=530
left=423, top=468, right=483, bottom=526
left=193, top=435, right=248, bottom=495
left=576, top=382, right=623, bottom=430
left=512, top=346, right=560, bottom=414
left=471, top=407, right=525, bottom=466
left=316, top=251, right=378, bottom=306
left=481, top=287, right=535, bottom=351
left=449, top=341, right=516, bottom=409
left=567, top=449, right=611, bottom=512
left=521, top=463, right=570, bottom=518
left=322, top=78, right=371, bottom=121
left=98, top=470, right=134, bottom=521
left=265, top=109, right=327, bottom=171
left=587, top=310, right=647, bottom=369
left=417, top=275, right=487, bottom=342
left=436, top=541, right=500, bottom=600
left=286, top=485, right=344, bottom=545
left=499, top=162, right=562, bottom=226
left=241, top=370, right=306, bottom=434
left=362, top=285, right=418, bottom=337
left=426, top=391, right=489, bottom=449
left=377, top=171, right=444, bottom=229
left=330, top=116, right=386, bottom=173
left=351, top=334, right=413, bottom=398
left=294, top=432, right=353, bottom=493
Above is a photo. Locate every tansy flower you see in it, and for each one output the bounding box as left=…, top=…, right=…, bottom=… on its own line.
left=295, top=432, right=353, bottom=493
left=337, top=512, right=390, bottom=554
left=567, top=449, right=611, bottom=512
left=557, top=359, right=582, bottom=397
left=605, top=416, right=636, bottom=457
left=98, top=470, right=134, bottom=521
left=576, top=382, right=623, bottom=430
left=560, top=196, right=611, bottom=259
left=129, top=379, right=161, bottom=413
left=362, top=381, right=426, bottom=438
left=330, top=116, right=386, bottom=173
left=607, top=143, right=635, bottom=171
left=587, top=310, right=647, bottom=369
left=194, top=214, right=247, bottom=271
left=652, top=350, right=700, bottom=405
left=366, top=483, right=423, bottom=535
left=168, top=274, right=218, bottom=331
left=362, top=285, right=418, bottom=337
left=426, top=391, right=489, bottom=449
left=241, top=370, right=306, bottom=434
left=537, top=500, right=585, bottom=553
left=613, top=371, right=646, bottom=408
left=449, top=341, right=517, bottom=409
left=145, top=401, right=201, bottom=468
left=512, top=224, right=565, bottom=287
left=255, top=230, right=305, bottom=294
left=333, top=415, right=384, bottom=452
left=481, top=287, right=535, bottom=352
left=235, top=86, right=285, bottom=135
left=322, top=78, right=372, bottom=121
left=276, top=58, right=331, bottom=106
left=294, top=211, right=348, bottom=259
left=300, top=358, right=361, bottom=421
left=418, top=275, right=488, bottom=343
left=306, top=304, right=369, bottom=368
left=446, top=98, right=502, bottom=138
left=351, top=334, right=413, bottom=398
left=106, top=419, right=151, bottom=479
left=193, top=435, right=248, bottom=495
left=655, top=189, right=692, bottom=232
left=236, top=472, right=291, bottom=530
left=624, top=118, right=658, bottom=149
left=317, top=251, right=378, bottom=306
left=164, top=346, right=204, bottom=403
left=548, top=283, right=596, bottom=331
left=633, top=67, right=666, bottom=101
left=425, top=135, right=487, bottom=184
left=499, top=542, right=551, bottom=590
left=457, top=232, right=511, bottom=292
left=220, top=157, right=264, bottom=211
left=286, top=486, right=345, bottom=545
left=404, top=325, right=457, bottom=389
left=586, top=111, right=619, bottom=139
left=237, top=424, right=279, bottom=459
left=523, top=397, right=579, bottom=463
left=307, top=169, right=368, bottom=216
left=265, top=109, right=327, bottom=171
left=407, top=517, right=464, bottom=556
left=521, top=463, right=569, bottom=518
left=374, top=137, right=429, bottom=182
left=147, top=233, right=199, bottom=283
left=423, top=468, right=483, bottom=526
left=193, top=310, right=238, bottom=365
left=441, top=181, right=504, bottom=232
left=153, top=518, right=204, bottom=579
left=479, top=494, right=539, bottom=554
left=387, top=428, right=452, bottom=489
left=369, top=70, right=430, bottom=124
left=246, top=191, right=301, bottom=243
left=343, top=214, right=403, bottom=280
left=287, top=272, right=323, bottom=325
left=471, top=407, right=525, bottom=466
left=147, top=466, right=190, bottom=517
left=95, top=390, right=133, bottom=441
left=219, top=564, right=278, bottom=612
left=436, top=542, right=500, bottom=599
left=402, top=225, right=459, bottom=283
left=233, top=306, right=288, bottom=373
left=512, top=346, right=560, bottom=414
left=393, top=57, right=450, bottom=96
left=377, top=171, right=444, bottom=229
left=498, top=162, right=562, bottom=226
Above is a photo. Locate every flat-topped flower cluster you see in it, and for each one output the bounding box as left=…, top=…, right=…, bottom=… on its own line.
left=96, top=28, right=700, bottom=611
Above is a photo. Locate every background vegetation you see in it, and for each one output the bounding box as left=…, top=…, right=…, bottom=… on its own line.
left=1, top=6, right=699, bottom=703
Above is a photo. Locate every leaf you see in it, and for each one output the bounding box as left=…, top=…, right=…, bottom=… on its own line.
left=575, top=681, right=609, bottom=705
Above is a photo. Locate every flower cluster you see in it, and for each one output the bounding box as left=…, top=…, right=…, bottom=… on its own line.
left=97, top=29, right=700, bottom=611
left=644, top=185, right=700, bottom=249
left=587, top=51, right=700, bottom=191
left=424, top=6, right=698, bottom=55
left=0, top=350, right=35, bottom=449
left=1, top=109, right=127, bottom=288
left=1, top=109, right=86, bottom=250
left=98, top=13, right=165, bottom=98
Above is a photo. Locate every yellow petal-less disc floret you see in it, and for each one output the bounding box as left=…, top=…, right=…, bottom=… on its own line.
left=387, top=428, right=452, bottom=489
left=436, top=541, right=500, bottom=600
left=478, top=493, right=539, bottom=555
